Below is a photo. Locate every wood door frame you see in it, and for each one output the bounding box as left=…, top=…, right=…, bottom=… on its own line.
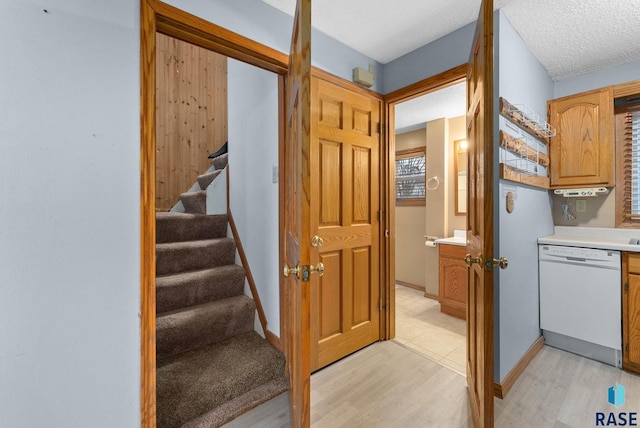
left=382, top=63, right=468, bottom=339
left=140, top=1, right=288, bottom=426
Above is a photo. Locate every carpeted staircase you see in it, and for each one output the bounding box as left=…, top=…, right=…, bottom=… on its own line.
left=156, top=153, right=287, bottom=428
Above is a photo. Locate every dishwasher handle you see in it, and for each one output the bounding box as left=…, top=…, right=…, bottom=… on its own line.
left=566, top=256, right=587, bottom=262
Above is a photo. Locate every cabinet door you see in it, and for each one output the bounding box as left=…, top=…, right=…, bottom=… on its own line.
left=624, top=253, right=640, bottom=373
left=438, top=244, right=467, bottom=319
left=548, top=86, right=614, bottom=187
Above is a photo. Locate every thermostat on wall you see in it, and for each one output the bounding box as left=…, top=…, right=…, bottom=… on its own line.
left=553, top=187, right=608, bottom=197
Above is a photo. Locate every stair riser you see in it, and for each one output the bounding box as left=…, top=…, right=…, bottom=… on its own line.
left=197, top=170, right=222, bottom=190
left=157, top=297, right=256, bottom=359
left=156, top=213, right=227, bottom=243
left=213, top=153, right=228, bottom=170
left=156, top=267, right=245, bottom=314
left=156, top=239, right=235, bottom=276
left=180, top=190, right=206, bottom=214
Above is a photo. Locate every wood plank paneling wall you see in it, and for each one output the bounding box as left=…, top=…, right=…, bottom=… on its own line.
left=156, top=33, right=228, bottom=211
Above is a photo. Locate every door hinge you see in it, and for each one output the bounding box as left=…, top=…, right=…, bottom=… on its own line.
left=378, top=122, right=385, bottom=134
left=627, top=344, right=630, bottom=353
left=379, top=298, right=384, bottom=311
left=625, top=281, right=629, bottom=291
left=379, top=209, right=384, bottom=222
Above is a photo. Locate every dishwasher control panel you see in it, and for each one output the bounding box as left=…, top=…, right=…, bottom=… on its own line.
left=539, top=245, right=618, bottom=261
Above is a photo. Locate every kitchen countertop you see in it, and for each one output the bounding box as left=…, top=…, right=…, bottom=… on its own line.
left=435, top=236, right=466, bottom=246
left=435, top=230, right=467, bottom=247
left=538, top=226, right=640, bottom=252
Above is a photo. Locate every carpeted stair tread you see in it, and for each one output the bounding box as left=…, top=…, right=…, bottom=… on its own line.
left=156, top=212, right=227, bottom=243
left=213, top=153, right=228, bottom=170
left=156, top=238, right=235, bottom=276
left=181, top=190, right=206, bottom=214
left=156, top=265, right=246, bottom=314
left=156, top=295, right=256, bottom=359
left=156, top=331, right=286, bottom=428
left=183, top=379, right=288, bottom=428
left=197, top=170, right=222, bottom=190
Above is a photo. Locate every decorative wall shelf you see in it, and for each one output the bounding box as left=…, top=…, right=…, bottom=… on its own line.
left=500, top=164, right=550, bottom=189
left=499, top=130, right=549, bottom=167
left=498, top=98, right=552, bottom=190
left=499, top=97, right=556, bottom=142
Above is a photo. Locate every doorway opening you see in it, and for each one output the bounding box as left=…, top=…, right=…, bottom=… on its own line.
left=386, top=67, right=468, bottom=375
left=140, top=2, right=290, bottom=424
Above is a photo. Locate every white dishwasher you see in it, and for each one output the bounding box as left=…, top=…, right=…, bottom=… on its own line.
left=539, top=244, right=622, bottom=367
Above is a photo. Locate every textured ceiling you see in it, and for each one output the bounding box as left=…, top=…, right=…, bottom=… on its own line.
left=394, top=83, right=466, bottom=132
left=262, top=0, right=640, bottom=81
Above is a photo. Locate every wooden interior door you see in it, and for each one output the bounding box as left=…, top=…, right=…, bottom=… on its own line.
left=466, top=0, right=495, bottom=426
left=310, top=76, right=381, bottom=371
left=283, top=0, right=312, bottom=426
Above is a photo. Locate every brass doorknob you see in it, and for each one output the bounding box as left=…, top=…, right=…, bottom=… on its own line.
left=492, top=257, right=508, bottom=270
left=464, top=254, right=482, bottom=267
left=311, top=235, right=324, bottom=247
left=309, top=262, right=324, bottom=277
left=283, top=263, right=299, bottom=279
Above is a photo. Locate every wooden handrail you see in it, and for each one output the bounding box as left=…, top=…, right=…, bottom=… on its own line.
left=227, top=208, right=269, bottom=339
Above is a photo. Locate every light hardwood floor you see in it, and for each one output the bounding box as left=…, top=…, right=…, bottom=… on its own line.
left=224, top=288, right=640, bottom=427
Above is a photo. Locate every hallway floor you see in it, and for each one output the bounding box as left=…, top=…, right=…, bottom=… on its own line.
left=223, top=286, right=640, bottom=427
left=395, top=284, right=466, bottom=375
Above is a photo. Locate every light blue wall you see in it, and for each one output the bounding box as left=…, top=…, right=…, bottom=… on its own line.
left=0, top=1, right=140, bottom=426
left=164, top=0, right=384, bottom=93
left=228, top=59, right=281, bottom=336
left=2, top=1, right=635, bottom=424
left=495, top=11, right=555, bottom=382
left=382, top=22, right=475, bottom=94
left=554, top=59, right=640, bottom=98
left=0, top=2, right=379, bottom=425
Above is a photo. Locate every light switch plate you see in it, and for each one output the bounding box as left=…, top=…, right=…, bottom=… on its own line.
left=576, top=199, right=587, bottom=213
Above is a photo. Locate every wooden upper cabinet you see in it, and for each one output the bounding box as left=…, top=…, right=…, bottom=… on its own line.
left=547, top=86, right=614, bottom=188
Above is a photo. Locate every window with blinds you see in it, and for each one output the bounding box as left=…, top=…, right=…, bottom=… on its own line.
left=616, top=100, right=640, bottom=226
left=395, top=147, right=426, bottom=206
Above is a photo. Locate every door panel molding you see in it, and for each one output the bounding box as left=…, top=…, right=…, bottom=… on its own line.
left=466, top=0, right=495, bottom=426
left=310, top=75, right=382, bottom=371
left=283, top=0, right=312, bottom=426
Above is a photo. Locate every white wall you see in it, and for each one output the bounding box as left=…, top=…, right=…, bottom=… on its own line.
left=0, top=1, right=140, bottom=427
left=228, top=59, right=281, bottom=336
left=425, top=119, right=447, bottom=296
left=494, top=11, right=555, bottom=382
left=395, top=129, right=427, bottom=289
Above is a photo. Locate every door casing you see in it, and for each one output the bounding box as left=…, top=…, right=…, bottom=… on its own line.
left=140, top=1, right=288, bottom=426
left=383, top=64, right=468, bottom=339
